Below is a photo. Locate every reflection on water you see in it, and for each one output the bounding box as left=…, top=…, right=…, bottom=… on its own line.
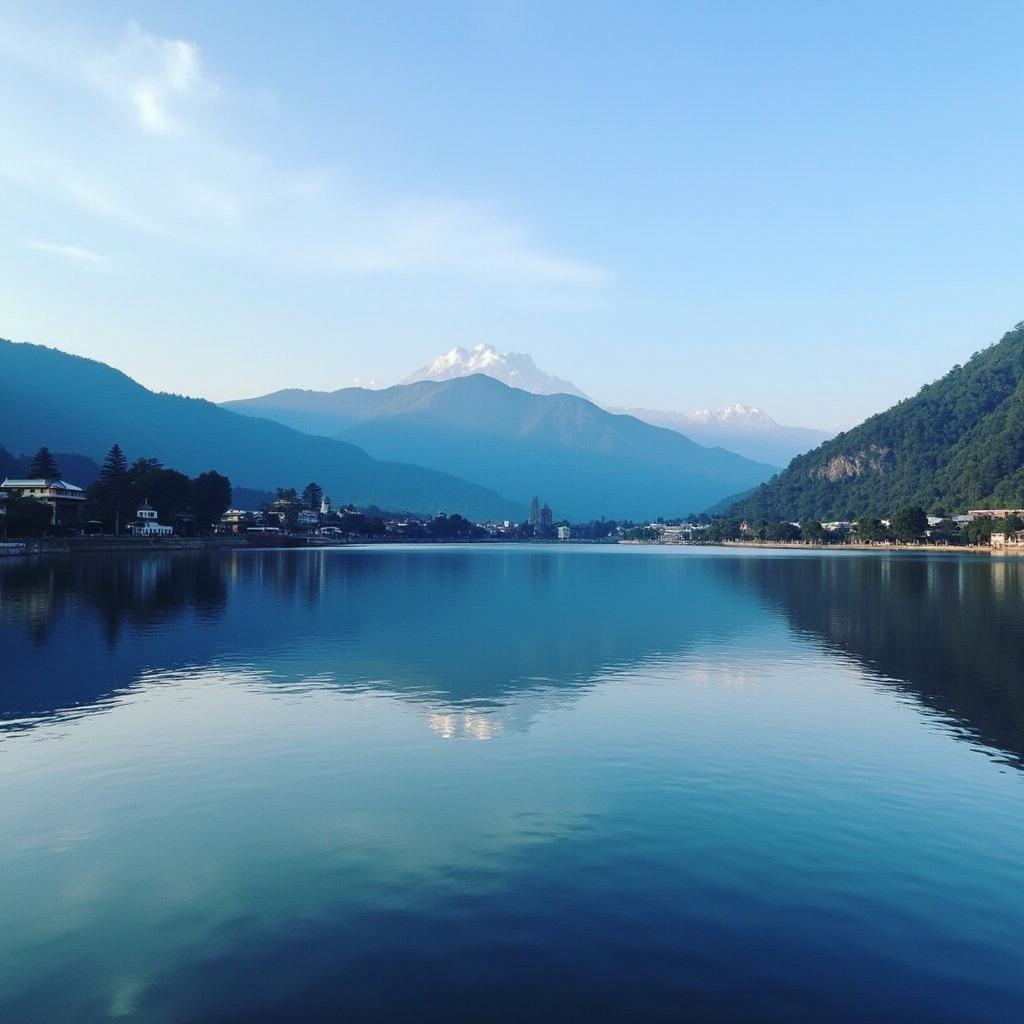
left=4, top=546, right=1024, bottom=765
left=1, top=547, right=759, bottom=734
left=721, top=553, right=1024, bottom=767
left=0, top=546, right=1022, bottom=1023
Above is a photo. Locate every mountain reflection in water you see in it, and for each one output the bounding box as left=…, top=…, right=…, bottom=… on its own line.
left=1, top=546, right=1022, bottom=1024
left=2, top=546, right=1022, bottom=768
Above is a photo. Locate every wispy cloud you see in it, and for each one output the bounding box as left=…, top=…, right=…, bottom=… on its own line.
left=27, top=241, right=112, bottom=268
left=0, top=19, right=611, bottom=290
left=84, top=21, right=214, bottom=136
left=318, top=198, right=612, bottom=286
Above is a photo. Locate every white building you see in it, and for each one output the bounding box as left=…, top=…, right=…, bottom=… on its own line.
left=128, top=500, right=173, bottom=536
left=557, top=524, right=571, bottom=541
left=219, top=509, right=252, bottom=533
left=823, top=521, right=852, bottom=533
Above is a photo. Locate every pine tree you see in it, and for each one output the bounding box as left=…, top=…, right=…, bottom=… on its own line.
left=99, top=443, right=129, bottom=483
left=97, top=443, right=130, bottom=535
left=28, top=446, right=59, bottom=480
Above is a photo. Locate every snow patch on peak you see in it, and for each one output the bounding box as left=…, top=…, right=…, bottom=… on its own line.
left=690, top=403, right=778, bottom=428
left=429, top=347, right=470, bottom=371
left=402, top=345, right=588, bottom=398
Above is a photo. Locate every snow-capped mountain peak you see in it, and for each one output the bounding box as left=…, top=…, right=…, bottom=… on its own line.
left=689, top=403, right=778, bottom=429
left=609, top=402, right=832, bottom=465
left=403, top=344, right=589, bottom=398
left=426, top=344, right=505, bottom=375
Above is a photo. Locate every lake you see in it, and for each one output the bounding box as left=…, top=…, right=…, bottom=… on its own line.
left=1, top=545, right=1021, bottom=1022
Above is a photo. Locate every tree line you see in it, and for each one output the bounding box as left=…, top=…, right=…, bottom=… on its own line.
left=256, top=482, right=489, bottom=539
left=700, top=506, right=1018, bottom=545
left=259, top=480, right=629, bottom=542
left=2, top=444, right=231, bottom=538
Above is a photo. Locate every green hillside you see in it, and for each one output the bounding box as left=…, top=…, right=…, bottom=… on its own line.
left=0, top=338, right=525, bottom=521
left=731, top=322, right=1024, bottom=520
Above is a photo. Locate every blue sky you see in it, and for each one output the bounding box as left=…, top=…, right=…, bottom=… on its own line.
left=1, top=1, right=1022, bottom=428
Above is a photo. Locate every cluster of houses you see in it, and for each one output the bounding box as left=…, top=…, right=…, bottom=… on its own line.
left=217, top=496, right=575, bottom=541
left=10, top=469, right=1022, bottom=549
left=220, top=503, right=319, bottom=536
left=736, top=515, right=977, bottom=539
left=815, top=510, right=1024, bottom=544
left=218, top=496, right=367, bottom=537
left=218, top=497, right=428, bottom=538
left=973, top=508, right=1024, bottom=548
left=0, top=475, right=185, bottom=537
left=0, top=470, right=598, bottom=545
left=0, top=470, right=583, bottom=544
left=643, top=509, right=1024, bottom=546
left=660, top=523, right=711, bottom=541
left=0, top=474, right=579, bottom=543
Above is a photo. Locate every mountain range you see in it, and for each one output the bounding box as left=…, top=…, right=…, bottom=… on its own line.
left=223, top=374, right=777, bottom=521
left=610, top=403, right=832, bottom=466
left=730, top=322, right=1024, bottom=521
left=0, top=339, right=524, bottom=521
left=398, top=344, right=829, bottom=464
left=9, top=323, right=1024, bottom=525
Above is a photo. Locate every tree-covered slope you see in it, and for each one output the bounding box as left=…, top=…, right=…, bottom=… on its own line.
left=0, top=339, right=525, bottom=520
left=731, top=322, right=1024, bottom=520
left=226, top=374, right=777, bottom=521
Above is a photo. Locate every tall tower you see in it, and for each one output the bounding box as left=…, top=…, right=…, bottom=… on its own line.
left=529, top=496, right=541, bottom=526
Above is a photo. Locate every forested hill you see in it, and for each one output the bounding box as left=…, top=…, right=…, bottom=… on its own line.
left=730, top=322, right=1024, bottom=520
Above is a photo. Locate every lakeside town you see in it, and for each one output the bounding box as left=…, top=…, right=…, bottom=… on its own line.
left=4, top=443, right=1024, bottom=556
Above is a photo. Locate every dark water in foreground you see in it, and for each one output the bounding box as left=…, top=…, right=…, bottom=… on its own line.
left=0, top=545, right=1022, bottom=1023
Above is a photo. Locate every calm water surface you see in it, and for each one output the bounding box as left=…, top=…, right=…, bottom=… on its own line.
left=0, top=545, right=1021, bottom=1022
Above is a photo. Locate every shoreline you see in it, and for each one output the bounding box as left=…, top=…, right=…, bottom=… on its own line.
left=0, top=536, right=250, bottom=557
left=0, top=535, right=614, bottom=558
left=724, top=539, right=980, bottom=553
left=621, top=538, right=999, bottom=554
left=0, top=536, right=1014, bottom=558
